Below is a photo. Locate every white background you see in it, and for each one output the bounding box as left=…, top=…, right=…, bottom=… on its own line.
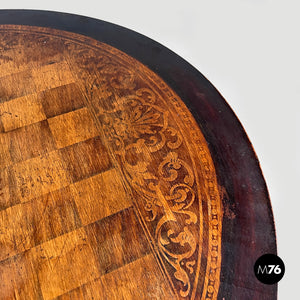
left=1, top=1, right=299, bottom=298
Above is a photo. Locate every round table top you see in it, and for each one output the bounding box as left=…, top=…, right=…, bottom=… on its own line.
left=0, top=10, right=276, bottom=300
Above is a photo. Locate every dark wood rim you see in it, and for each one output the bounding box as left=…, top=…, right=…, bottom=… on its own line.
left=0, top=9, right=277, bottom=299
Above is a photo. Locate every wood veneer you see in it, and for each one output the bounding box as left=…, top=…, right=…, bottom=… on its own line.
left=0, top=11, right=277, bottom=300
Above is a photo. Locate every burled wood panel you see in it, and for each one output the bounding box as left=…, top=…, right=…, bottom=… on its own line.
left=0, top=25, right=223, bottom=300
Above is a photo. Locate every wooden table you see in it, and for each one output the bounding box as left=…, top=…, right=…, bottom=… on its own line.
left=0, top=10, right=276, bottom=300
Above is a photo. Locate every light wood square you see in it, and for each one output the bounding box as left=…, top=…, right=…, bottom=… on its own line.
left=71, top=168, right=131, bottom=226
left=48, top=108, right=99, bottom=148
left=0, top=93, right=46, bottom=132
left=10, top=151, right=71, bottom=202
left=32, top=228, right=100, bottom=300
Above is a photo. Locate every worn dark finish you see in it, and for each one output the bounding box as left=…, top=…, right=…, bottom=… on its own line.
left=0, top=10, right=276, bottom=300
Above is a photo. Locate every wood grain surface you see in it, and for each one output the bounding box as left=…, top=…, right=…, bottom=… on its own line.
left=0, top=13, right=278, bottom=299
left=0, top=25, right=224, bottom=300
